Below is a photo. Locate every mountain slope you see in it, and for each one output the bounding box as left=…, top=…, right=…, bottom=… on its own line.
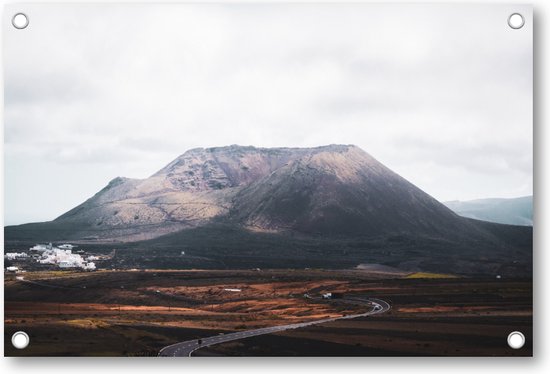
left=229, top=145, right=477, bottom=238
left=47, top=146, right=322, bottom=241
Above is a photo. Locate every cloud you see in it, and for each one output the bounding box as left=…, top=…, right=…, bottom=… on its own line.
left=3, top=3, right=532, bottom=224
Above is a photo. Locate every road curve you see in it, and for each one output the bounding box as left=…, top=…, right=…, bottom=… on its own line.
left=159, top=297, right=391, bottom=357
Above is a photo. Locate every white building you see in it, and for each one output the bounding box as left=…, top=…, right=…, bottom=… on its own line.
left=84, top=262, right=96, bottom=271
left=58, top=244, right=76, bottom=250
left=6, top=266, right=19, bottom=272
left=30, top=244, right=51, bottom=252
left=5, top=252, right=28, bottom=260
left=36, top=246, right=96, bottom=271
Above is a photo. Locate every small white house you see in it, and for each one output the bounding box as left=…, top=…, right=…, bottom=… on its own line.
left=58, top=244, right=76, bottom=250
left=30, top=244, right=49, bottom=252
left=58, top=261, right=77, bottom=268
left=5, top=252, right=28, bottom=260
left=6, top=266, right=19, bottom=272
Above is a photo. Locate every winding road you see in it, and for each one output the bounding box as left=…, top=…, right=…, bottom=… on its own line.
left=13, top=276, right=391, bottom=357
left=158, top=297, right=391, bottom=357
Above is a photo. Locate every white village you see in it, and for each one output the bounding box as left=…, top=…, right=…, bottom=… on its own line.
left=5, top=243, right=96, bottom=272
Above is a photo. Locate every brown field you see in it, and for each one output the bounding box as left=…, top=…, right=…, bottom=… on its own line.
left=4, top=269, right=532, bottom=356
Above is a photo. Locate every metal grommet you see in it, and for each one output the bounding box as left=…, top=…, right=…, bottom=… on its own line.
left=11, top=331, right=30, bottom=349
left=12, top=13, right=29, bottom=29
left=508, top=13, right=524, bottom=29
left=507, top=331, right=525, bottom=349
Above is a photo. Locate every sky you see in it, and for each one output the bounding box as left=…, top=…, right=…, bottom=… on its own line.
left=3, top=3, right=533, bottom=225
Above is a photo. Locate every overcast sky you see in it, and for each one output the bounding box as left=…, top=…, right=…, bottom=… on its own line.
left=4, top=3, right=532, bottom=225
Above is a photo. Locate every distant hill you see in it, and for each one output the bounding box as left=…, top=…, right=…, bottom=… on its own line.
left=444, top=196, right=532, bottom=226
left=5, top=145, right=532, bottom=276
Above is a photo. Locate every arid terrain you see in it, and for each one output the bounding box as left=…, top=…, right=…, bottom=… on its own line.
left=4, top=269, right=532, bottom=356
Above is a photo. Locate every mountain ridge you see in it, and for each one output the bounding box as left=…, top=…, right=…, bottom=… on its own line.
left=8, top=144, right=520, bottom=242
left=444, top=196, right=533, bottom=226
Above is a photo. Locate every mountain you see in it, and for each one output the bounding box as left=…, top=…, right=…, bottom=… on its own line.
left=444, top=196, right=533, bottom=226
left=4, top=145, right=532, bottom=276
left=7, top=145, right=474, bottom=240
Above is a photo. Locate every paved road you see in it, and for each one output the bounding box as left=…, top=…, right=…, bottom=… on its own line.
left=159, top=297, right=391, bottom=357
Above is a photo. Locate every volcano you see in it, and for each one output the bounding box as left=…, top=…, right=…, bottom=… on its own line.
left=5, top=145, right=532, bottom=275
